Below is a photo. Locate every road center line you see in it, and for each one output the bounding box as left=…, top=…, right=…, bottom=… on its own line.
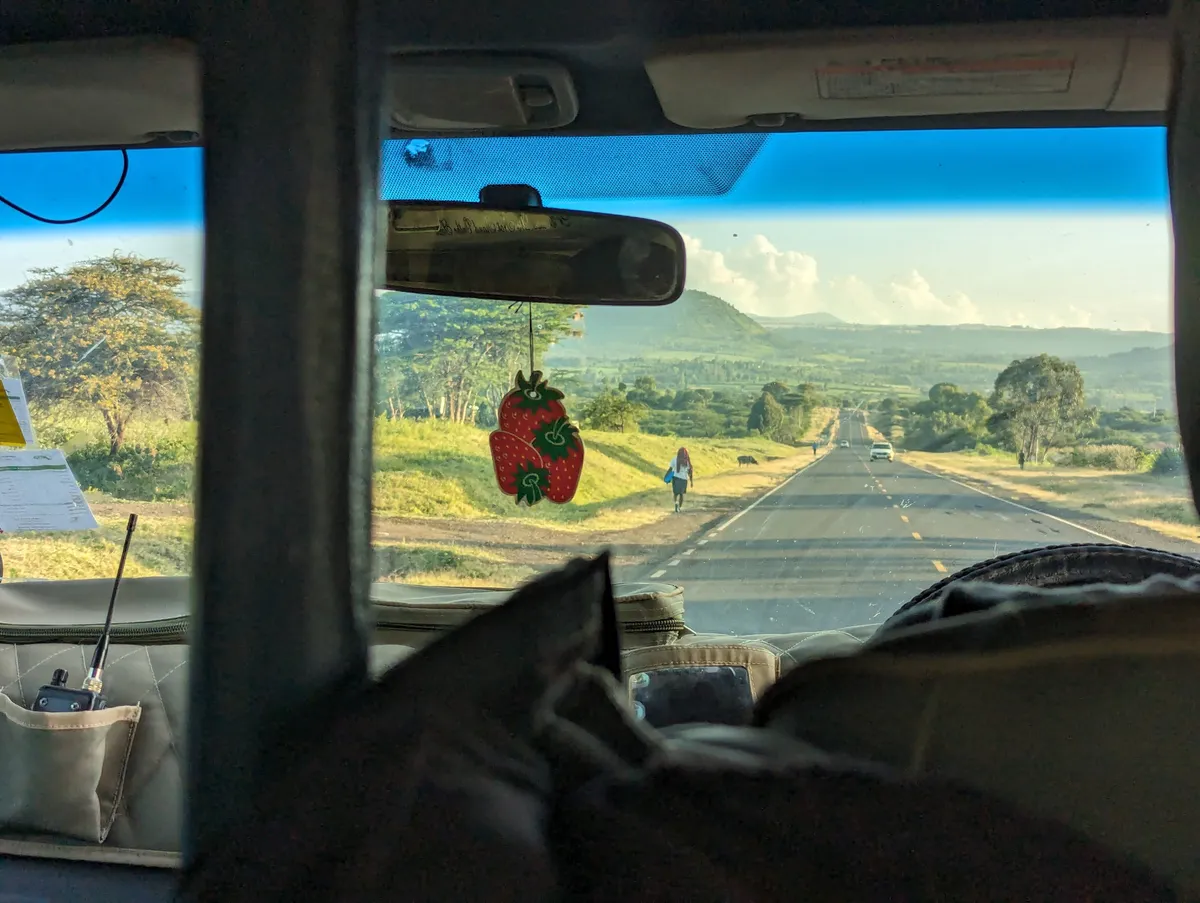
left=698, top=539, right=708, bottom=545
left=683, top=548, right=696, bottom=556
left=912, top=532, right=923, bottom=540
left=932, top=560, right=947, bottom=572
left=900, top=515, right=909, bottom=523
left=667, top=558, right=681, bottom=566
left=650, top=569, right=666, bottom=578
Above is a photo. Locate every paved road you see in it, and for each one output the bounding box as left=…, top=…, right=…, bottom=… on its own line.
left=637, top=414, right=1200, bottom=637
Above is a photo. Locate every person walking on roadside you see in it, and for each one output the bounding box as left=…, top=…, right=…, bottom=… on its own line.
left=812, top=441, right=818, bottom=456
left=667, top=446, right=693, bottom=513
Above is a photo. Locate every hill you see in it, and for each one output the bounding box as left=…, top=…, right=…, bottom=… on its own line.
left=766, top=323, right=1171, bottom=361
left=548, top=289, right=769, bottom=360
left=753, top=312, right=846, bottom=327
left=550, top=289, right=1169, bottom=365
left=542, top=289, right=1174, bottom=410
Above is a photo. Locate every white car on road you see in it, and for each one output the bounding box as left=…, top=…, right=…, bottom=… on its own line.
left=870, top=441, right=895, bottom=462
left=838, top=439, right=850, bottom=448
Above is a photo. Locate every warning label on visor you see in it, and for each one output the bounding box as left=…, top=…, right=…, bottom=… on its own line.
left=815, top=54, right=1076, bottom=99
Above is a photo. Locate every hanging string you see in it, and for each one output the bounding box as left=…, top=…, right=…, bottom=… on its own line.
left=508, top=300, right=536, bottom=374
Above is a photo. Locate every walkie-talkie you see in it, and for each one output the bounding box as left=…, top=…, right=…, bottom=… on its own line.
left=32, top=513, right=138, bottom=713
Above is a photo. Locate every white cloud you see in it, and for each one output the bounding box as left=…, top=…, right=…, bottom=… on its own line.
left=683, top=233, right=820, bottom=318
left=681, top=234, right=761, bottom=311
left=681, top=232, right=983, bottom=325
left=887, top=270, right=981, bottom=325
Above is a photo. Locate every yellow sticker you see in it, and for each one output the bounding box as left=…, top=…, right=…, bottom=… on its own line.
left=0, top=390, right=24, bottom=446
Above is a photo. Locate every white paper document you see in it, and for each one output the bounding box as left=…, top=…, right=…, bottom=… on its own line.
left=0, top=449, right=97, bottom=533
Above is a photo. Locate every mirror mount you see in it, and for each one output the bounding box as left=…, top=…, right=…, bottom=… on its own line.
left=478, top=183, right=543, bottom=209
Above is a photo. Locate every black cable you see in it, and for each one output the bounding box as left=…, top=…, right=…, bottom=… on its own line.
left=0, top=148, right=129, bottom=225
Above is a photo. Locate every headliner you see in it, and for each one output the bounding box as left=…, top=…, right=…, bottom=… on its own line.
left=0, top=0, right=1172, bottom=139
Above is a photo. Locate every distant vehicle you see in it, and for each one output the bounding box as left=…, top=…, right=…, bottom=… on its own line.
left=737, top=455, right=759, bottom=466
left=870, top=441, right=895, bottom=462
left=838, top=440, right=850, bottom=448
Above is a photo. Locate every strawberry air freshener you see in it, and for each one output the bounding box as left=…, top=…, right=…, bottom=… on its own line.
left=489, top=369, right=584, bottom=506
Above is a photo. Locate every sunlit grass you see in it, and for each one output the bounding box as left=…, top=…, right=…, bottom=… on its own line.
left=371, top=417, right=797, bottom=529
left=0, top=511, right=192, bottom=581
left=373, top=541, right=535, bottom=587
left=5, top=410, right=826, bottom=581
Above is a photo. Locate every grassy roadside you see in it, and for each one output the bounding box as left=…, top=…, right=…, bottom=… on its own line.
left=1, top=418, right=815, bottom=583
left=372, top=419, right=798, bottom=530
left=370, top=419, right=829, bottom=585
left=803, top=406, right=840, bottom=446
left=371, top=445, right=825, bottom=587
left=904, top=450, right=1200, bottom=545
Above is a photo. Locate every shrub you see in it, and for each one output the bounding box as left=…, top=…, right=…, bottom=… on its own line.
left=1151, top=446, right=1186, bottom=477
left=1065, top=444, right=1148, bottom=471
left=68, top=438, right=195, bottom=501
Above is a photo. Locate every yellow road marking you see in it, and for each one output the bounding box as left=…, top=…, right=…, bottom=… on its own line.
left=900, top=515, right=909, bottom=523
left=912, top=531, right=923, bottom=541
left=932, top=560, right=947, bottom=572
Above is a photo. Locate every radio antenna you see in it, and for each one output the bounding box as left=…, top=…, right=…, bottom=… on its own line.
left=82, top=513, right=137, bottom=695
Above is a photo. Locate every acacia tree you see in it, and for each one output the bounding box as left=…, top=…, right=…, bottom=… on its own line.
left=0, top=253, right=200, bottom=456
left=989, top=354, right=1091, bottom=462
left=377, top=293, right=580, bottom=423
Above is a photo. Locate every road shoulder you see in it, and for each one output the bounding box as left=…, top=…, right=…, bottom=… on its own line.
left=903, top=452, right=1200, bottom=556
left=373, top=445, right=839, bottom=585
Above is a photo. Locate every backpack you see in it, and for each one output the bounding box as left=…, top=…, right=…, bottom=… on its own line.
left=180, top=554, right=1183, bottom=902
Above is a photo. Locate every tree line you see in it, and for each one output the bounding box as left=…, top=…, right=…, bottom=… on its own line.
left=873, top=353, right=1183, bottom=474
left=579, top=376, right=823, bottom=444
left=0, top=257, right=1176, bottom=478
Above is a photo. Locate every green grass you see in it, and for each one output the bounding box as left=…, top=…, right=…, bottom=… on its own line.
left=4, top=412, right=797, bottom=581
left=372, top=418, right=794, bottom=528
left=373, top=541, right=535, bottom=587
left=0, top=511, right=192, bottom=581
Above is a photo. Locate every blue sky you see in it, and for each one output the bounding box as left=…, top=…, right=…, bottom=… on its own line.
left=0, top=128, right=1173, bottom=330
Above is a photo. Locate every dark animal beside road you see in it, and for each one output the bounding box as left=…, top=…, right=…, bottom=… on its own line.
left=737, top=455, right=759, bottom=466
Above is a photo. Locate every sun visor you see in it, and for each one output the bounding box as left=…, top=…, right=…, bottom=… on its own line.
left=0, top=38, right=200, bottom=151
left=379, top=133, right=768, bottom=201
left=645, top=19, right=1170, bottom=128
left=388, top=55, right=579, bottom=131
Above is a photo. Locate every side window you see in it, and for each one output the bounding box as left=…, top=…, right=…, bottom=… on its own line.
left=0, top=148, right=203, bottom=580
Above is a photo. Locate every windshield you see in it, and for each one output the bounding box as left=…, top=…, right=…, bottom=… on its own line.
left=377, top=127, right=1189, bottom=636
left=0, top=130, right=1188, bottom=639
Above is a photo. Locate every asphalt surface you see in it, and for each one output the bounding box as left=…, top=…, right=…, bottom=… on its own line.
left=636, top=414, right=1200, bottom=637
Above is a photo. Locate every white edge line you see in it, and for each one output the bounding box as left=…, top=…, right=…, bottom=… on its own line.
left=644, top=451, right=832, bottom=578
left=717, top=452, right=830, bottom=533
left=906, top=462, right=1126, bottom=545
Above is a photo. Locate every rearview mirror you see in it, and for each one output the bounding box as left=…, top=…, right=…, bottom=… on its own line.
left=383, top=201, right=686, bottom=306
